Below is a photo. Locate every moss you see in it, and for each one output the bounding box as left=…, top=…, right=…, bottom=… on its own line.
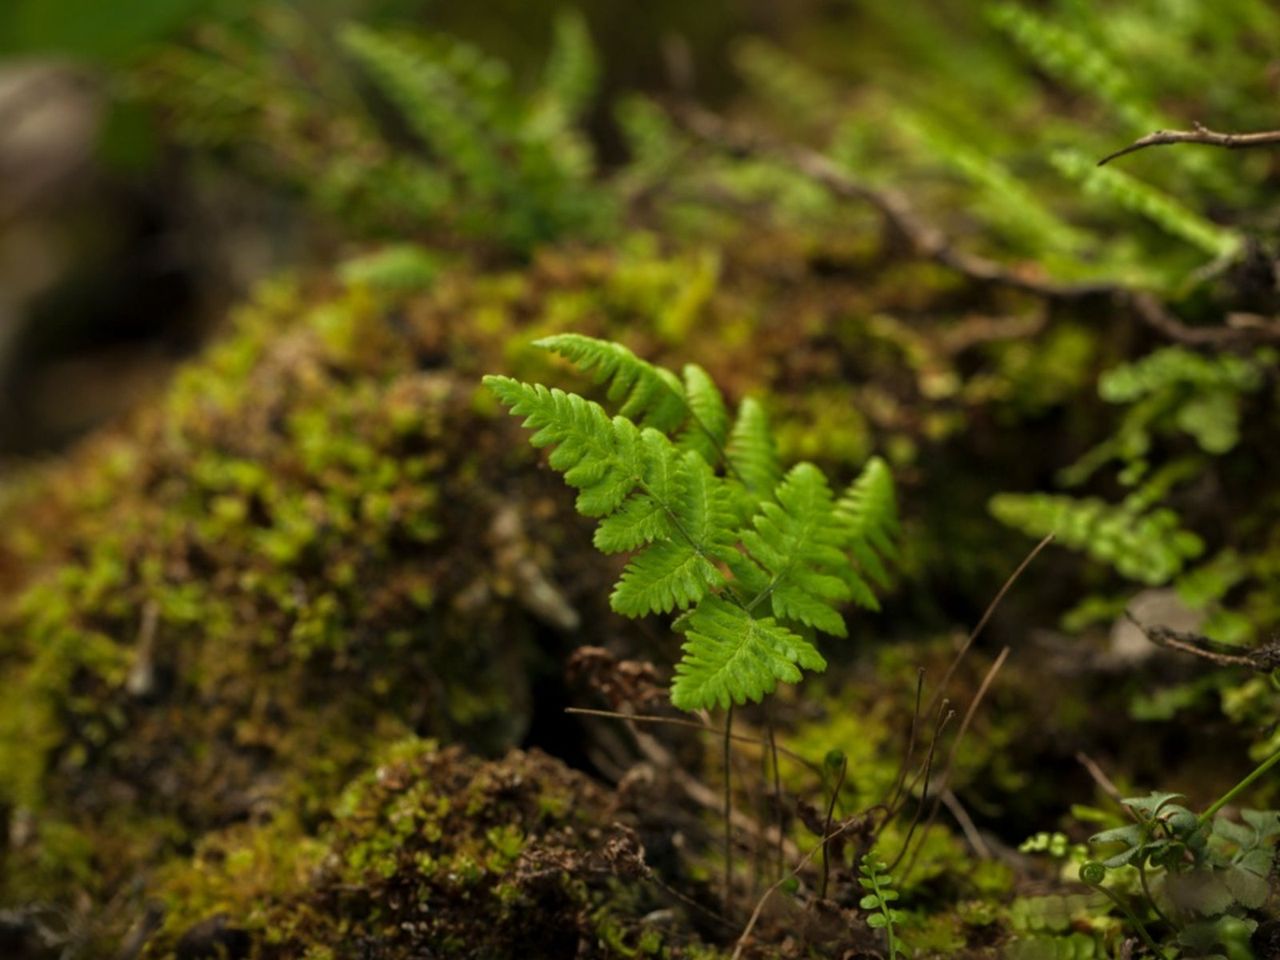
left=144, top=740, right=721, bottom=960
left=0, top=221, right=1151, bottom=947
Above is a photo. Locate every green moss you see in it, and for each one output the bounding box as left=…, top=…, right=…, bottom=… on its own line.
left=0, top=219, right=1163, bottom=948
left=144, top=741, right=717, bottom=959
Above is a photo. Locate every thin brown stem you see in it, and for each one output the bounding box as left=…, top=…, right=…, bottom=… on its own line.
left=729, top=815, right=861, bottom=960
left=887, top=706, right=955, bottom=873
left=820, top=755, right=848, bottom=899
left=724, top=703, right=735, bottom=916
left=902, top=647, right=1011, bottom=882
left=883, top=669, right=926, bottom=816
left=564, top=707, right=822, bottom=774
left=1099, top=122, right=1280, bottom=166
left=925, top=534, right=1053, bottom=721
left=1076, top=752, right=1122, bottom=803
left=764, top=705, right=785, bottom=883
left=941, top=789, right=992, bottom=860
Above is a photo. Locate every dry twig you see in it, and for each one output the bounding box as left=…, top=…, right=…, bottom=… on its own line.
left=678, top=106, right=1112, bottom=299
left=1099, top=122, right=1280, bottom=166
left=1124, top=612, right=1280, bottom=672
left=679, top=107, right=1280, bottom=346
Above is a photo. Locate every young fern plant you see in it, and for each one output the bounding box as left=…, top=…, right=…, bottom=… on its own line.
left=483, top=334, right=898, bottom=712
left=859, top=855, right=906, bottom=960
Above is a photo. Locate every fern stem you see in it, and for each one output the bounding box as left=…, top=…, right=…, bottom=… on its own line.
left=901, top=646, right=1010, bottom=882
left=883, top=669, right=926, bottom=820
left=1137, top=860, right=1173, bottom=930
left=1083, top=875, right=1163, bottom=955
left=887, top=705, right=954, bottom=874
left=1198, top=740, right=1280, bottom=827
left=766, top=713, right=784, bottom=882
left=723, top=703, right=735, bottom=916
left=820, top=754, right=848, bottom=899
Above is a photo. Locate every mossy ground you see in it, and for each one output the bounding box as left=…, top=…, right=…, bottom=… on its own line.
left=0, top=223, right=1274, bottom=959
left=143, top=739, right=726, bottom=960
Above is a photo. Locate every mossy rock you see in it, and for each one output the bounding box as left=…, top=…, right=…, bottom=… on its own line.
left=0, top=227, right=1125, bottom=947
left=141, top=739, right=723, bottom=960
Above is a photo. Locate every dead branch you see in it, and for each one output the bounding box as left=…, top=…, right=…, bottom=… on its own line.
left=1127, top=291, right=1280, bottom=346
left=677, top=106, right=1113, bottom=300
left=1099, top=122, right=1280, bottom=166
left=678, top=107, right=1280, bottom=347
left=1124, top=611, right=1280, bottom=672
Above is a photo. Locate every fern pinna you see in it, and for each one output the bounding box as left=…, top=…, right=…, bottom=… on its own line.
left=484, top=334, right=898, bottom=712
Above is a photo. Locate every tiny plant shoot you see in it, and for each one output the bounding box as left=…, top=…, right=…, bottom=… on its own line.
left=484, top=334, right=898, bottom=712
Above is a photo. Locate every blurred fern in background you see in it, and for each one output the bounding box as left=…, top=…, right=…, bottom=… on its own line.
left=131, top=6, right=612, bottom=255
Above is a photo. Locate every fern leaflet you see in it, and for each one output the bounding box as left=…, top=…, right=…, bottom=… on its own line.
left=727, top=397, right=782, bottom=495
left=671, top=597, right=825, bottom=711
left=836, top=455, right=900, bottom=591
left=610, top=453, right=738, bottom=616
left=481, top=377, right=645, bottom=517
left=742, top=464, right=856, bottom=637
left=677, top=363, right=731, bottom=464
left=535, top=334, right=689, bottom=432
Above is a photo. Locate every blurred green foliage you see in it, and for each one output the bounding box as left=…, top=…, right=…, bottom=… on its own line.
left=0, top=0, right=228, bottom=62
left=2, top=1, right=1280, bottom=957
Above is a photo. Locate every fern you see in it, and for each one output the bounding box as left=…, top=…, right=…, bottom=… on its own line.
left=136, top=11, right=610, bottom=255
left=732, top=37, right=842, bottom=133
left=340, top=25, right=508, bottom=201
left=540, top=10, right=598, bottom=120
left=534, top=334, right=687, bottom=432
left=678, top=363, right=732, bottom=465
left=740, top=464, right=860, bottom=637
left=859, top=855, right=907, bottom=960
left=836, top=456, right=900, bottom=591
left=670, top=597, right=825, bottom=711
left=726, top=397, right=782, bottom=496
left=610, top=452, right=738, bottom=616
left=338, top=244, right=440, bottom=293
left=481, top=379, right=648, bottom=518
left=987, top=2, right=1157, bottom=133
left=1051, top=149, right=1242, bottom=260
left=990, top=491, right=1203, bottom=585
left=485, top=337, right=899, bottom=712
left=1098, top=346, right=1264, bottom=404
left=538, top=333, right=736, bottom=474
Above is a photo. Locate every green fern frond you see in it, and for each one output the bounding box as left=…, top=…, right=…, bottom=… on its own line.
left=338, top=244, right=441, bottom=292
left=610, top=453, right=737, bottom=616
left=677, top=364, right=731, bottom=464
left=742, top=464, right=857, bottom=636
left=535, top=334, right=687, bottom=431
left=732, top=37, right=842, bottom=131
left=542, top=10, right=598, bottom=119
left=986, top=2, right=1155, bottom=133
left=727, top=397, right=782, bottom=495
left=487, top=342, right=898, bottom=713
left=990, top=491, right=1203, bottom=585
left=1052, top=149, right=1242, bottom=260
left=670, top=597, right=825, bottom=711
left=340, top=25, right=505, bottom=198
left=1099, top=347, right=1264, bottom=402
left=615, top=95, right=682, bottom=187
left=482, top=376, right=645, bottom=516
left=593, top=430, right=682, bottom=554
left=859, top=855, right=907, bottom=960
left=893, top=109, right=1085, bottom=256
left=836, top=456, right=900, bottom=590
